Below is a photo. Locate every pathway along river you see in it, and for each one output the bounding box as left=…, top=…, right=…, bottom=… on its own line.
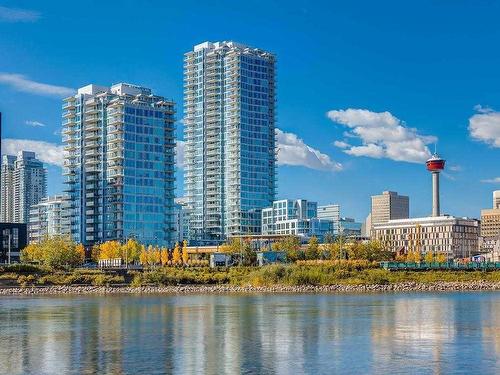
left=0, top=292, right=499, bottom=374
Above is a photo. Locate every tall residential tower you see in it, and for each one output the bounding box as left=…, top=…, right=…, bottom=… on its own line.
left=0, top=151, right=47, bottom=223
left=62, top=83, right=176, bottom=247
left=184, top=41, right=276, bottom=244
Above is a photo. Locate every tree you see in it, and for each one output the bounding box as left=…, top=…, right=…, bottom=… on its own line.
left=182, top=240, right=189, bottom=264
left=21, top=236, right=84, bottom=269
left=347, top=240, right=393, bottom=262
left=98, top=241, right=121, bottom=260
left=173, top=242, right=181, bottom=264
left=436, top=252, right=447, bottom=263
left=153, top=247, right=161, bottom=265
left=91, top=244, right=101, bottom=262
left=76, top=243, right=86, bottom=262
left=424, top=251, right=434, bottom=263
left=160, top=247, right=169, bottom=266
left=273, top=236, right=302, bottom=262
left=21, top=243, right=43, bottom=263
left=139, top=245, right=148, bottom=266
left=305, top=236, right=320, bottom=260
left=122, top=239, right=141, bottom=264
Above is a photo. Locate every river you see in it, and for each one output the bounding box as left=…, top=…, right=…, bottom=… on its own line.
left=0, top=292, right=499, bottom=374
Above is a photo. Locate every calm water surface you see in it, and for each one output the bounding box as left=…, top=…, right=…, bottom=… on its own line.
left=0, top=292, right=499, bottom=374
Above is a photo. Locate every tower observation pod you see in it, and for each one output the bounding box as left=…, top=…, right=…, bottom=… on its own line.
left=426, top=153, right=445, bottom=217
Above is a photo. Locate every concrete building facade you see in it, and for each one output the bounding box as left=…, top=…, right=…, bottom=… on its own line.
left=371, top=191, right=409, bottom=228
left=372, top=216, right=479, bottom=259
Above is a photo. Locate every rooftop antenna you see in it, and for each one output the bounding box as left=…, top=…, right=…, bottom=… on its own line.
left=434, top=142, right=437, bottom=155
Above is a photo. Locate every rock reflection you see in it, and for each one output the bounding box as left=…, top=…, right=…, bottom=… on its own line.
left=0, top=292, right=499, bottom=374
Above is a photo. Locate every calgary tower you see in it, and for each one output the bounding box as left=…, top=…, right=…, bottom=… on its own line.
left=426, top=153, right=446, bottom=217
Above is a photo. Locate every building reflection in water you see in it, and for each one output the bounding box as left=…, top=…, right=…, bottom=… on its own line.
left=0, top=292, right=499, bottom=374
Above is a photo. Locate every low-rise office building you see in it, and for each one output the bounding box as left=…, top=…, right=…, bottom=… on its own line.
left=372, top=215, right=479, bottom=259
left=262, top=199, right=332, bottom=240
left=0, top=223, right=27, bottom=263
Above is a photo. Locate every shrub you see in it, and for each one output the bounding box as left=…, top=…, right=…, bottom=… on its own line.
left=1, top=264, right=47, bottom=274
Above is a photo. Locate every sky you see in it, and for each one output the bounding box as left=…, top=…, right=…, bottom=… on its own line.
left=0, top=0, right=499, bottom=222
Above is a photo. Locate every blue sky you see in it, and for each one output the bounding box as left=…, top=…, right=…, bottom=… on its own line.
left=0, top=0, right=499, bottom=221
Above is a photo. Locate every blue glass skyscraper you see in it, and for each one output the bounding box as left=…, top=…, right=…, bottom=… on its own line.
left=184, top=42, right=276, bottom=244
left=62, top=83, right=175, bottom=247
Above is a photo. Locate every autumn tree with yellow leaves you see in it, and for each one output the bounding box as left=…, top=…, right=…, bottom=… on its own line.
left=182, top=240, right=189, bottom=264
left=160, top=247, right=169, bottom=266
left=21, top=236, right=85, bottom=269
left=173, top=242, right=181, bottom=265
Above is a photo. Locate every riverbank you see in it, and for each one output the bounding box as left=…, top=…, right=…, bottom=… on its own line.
left=2, top=281, right=500, bottom=295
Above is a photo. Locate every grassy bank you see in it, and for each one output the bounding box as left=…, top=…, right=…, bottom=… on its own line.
left=2, top=263, right=500, bottom=287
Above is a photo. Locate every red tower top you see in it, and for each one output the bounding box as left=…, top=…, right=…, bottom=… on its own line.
left=426, top=153, right=445, bottom=172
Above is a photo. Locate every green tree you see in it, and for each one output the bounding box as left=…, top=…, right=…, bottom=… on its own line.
left=273, top=236, right=302, bottom=262
left=305, top=236, right=320, bottom=260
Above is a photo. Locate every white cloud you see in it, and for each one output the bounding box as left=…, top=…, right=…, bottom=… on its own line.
left=328, top=108, right=436, bottom=163
left=481, top=177, right=500, bottom=184
left=0, top=73, right=74, bottom=97
left=276, top=129, right=342, bottom=172
left=176, top=140, right=185, bottom=168
left=2, top=139, right=64, bottom=167
left=25, top=120, right=45, bottom=127
left=333, top=140, right=349, bottom=149
left=469, top=106, right=500, bottom=147
left=0, top=6, right=40, bottom=22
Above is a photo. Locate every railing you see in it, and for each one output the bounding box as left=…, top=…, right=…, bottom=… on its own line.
left=380, top=261, right=500, bottom=271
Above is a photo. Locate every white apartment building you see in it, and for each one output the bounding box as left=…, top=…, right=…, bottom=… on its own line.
left=0, top=151, right=47, bottom=223
left=372, top=216, right=479, bottom=259
left=28, top=195, right=71, bottom=243
left=184, top=41, right=276, bottom=244
left=262, top=199, right=332, bottom=240
left=173, top=197, right=192, bottom=245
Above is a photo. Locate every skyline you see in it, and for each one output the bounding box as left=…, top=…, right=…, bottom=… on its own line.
left=1, top=1, right=500, bottom=221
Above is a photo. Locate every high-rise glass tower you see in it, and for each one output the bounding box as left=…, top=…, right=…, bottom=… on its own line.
left=0, top=152, right=47, bottom=223
left=184, top=41, right=276, bottom=244
left=62, top=83, right=176, bottom=247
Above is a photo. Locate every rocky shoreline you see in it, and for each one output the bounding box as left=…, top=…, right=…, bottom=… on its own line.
left=1, top=281, right=500, bottom=295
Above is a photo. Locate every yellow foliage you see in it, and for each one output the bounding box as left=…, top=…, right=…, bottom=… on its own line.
left=182, top=240, right=189, bottom=264
left=436, top=252, right=447, bottom=263
left=98, top=241, right=122, bottom=260
left=424, top=251, right=434, bottom=263
left=173, top=242, right=181, bottom=264
left=160, top=248, right=169, bottom=266
left=139, top=245, right=148, bottom=266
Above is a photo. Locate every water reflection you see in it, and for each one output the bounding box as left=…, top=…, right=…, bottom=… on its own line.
left=0, top=292, right=499, bottom=374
